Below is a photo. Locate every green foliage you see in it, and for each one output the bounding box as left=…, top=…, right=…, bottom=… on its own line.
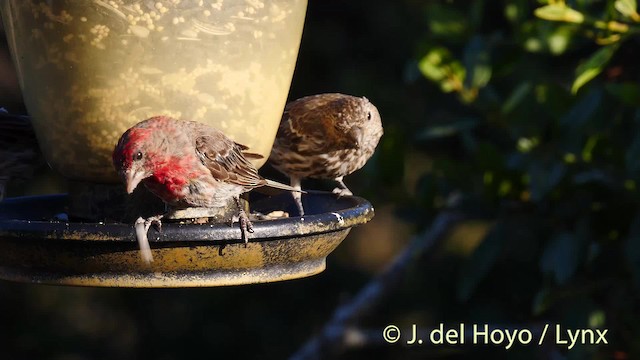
left=535, top=4, right=585, bottom=24
left=615, top=0, right=640, bottom=20
left=410, top=0, right=640, bottom=357
left=572, top=44, right=619, bottom=93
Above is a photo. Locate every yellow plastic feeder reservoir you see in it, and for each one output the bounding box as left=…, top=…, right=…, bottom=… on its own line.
left=2, top=0, right=307, bottom=181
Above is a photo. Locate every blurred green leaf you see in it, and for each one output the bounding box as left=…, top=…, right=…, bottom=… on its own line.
left=572, top=44, right=619, bottom=94
left=560, top=88, right=603, bottom=153
left=457, top=222, right=506, bottom=301
left=547, top=25, right=574, bottom=55
left=463, top=36, right=492, bottom=90
left=605, top=82, right=640, bottom=106
left=502, top=82, right=532, bottom=114
left=461, top=129, right=478, bottom=153
left=615, top=0, right=639, bottom=18
left=561, top=88, right=603, bottom=128
left=572, top=169, right=615, bottom=188
left=424, top=4, right=468, bottom=38
left=581, top=135, right=599, bottom=163
left=528, top=161, right=566, bottom=202
left=417, top=118, right=478, bottom=140
left=535, top=83, right=574, bottom=118
left=540, top=232, right=580, bottom=285
left=418, top=47, right=465, bottom=93
left=589, top=310, right=606, bottom=328
left=532, top=287, right=553, bottom=315
left=504, top=0, right=528, bottom=23
left=535, top=4, right=585, bottom=23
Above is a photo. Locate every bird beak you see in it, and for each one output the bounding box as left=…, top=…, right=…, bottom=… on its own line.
left=125, top=170, right=146, bottom=194
left=346, top=128, right=363, bottom=149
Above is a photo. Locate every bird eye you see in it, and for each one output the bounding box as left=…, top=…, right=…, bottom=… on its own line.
left=133, top=151, right=143, bottom=161
left=367, top=112, right=372, bottom=120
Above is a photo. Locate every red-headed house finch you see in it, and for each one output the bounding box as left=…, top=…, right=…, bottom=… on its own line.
left=269, top=93, right=383, bottom=215
left=112, top=116, right=300, bottom=262
left=0, top=109, right=43, bottom=200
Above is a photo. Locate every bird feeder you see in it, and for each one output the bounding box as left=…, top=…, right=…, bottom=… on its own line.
left=0, top=0, right=375, bottom=287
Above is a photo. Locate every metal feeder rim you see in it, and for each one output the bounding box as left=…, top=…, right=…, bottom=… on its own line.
left=0, top=194, right=375, bottom=244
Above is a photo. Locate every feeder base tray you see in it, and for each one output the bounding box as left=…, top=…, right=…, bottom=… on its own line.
left=0, top=192, right=374, bottom=287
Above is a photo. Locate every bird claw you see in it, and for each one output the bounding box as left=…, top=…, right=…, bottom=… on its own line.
left=332, top=187, right=353, bottom=198
left=134, top=215, right=163, bottom=264
left=230, top=209, right=254, bottom=244
left=144, top=215, right=163, bottom=232
left=332, top=177, right=353, bottom=198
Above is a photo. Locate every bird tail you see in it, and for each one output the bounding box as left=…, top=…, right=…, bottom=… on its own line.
left=263, top=179, right=305, bottom=193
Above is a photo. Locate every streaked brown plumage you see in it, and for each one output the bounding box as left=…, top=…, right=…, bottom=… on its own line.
left=269, top=93, right=383, bottom=215
left=0, top=110, right=43, bottom=200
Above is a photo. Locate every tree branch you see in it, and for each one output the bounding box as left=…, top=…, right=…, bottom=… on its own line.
left=290, top=211, right=465, bottom=360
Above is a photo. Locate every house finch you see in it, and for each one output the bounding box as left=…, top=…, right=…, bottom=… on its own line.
left=113, top=116, right=299, bottom=262
left=0, top=109, right=43, bottom=200
left=269, top=93, right=383, bottom=215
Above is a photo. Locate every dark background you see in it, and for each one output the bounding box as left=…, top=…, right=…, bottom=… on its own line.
left=2, top=0, right=640, bottom=359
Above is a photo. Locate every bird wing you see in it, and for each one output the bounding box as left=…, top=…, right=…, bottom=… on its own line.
left=279, top=93, right=354, bottom=155
left=194, top=134, right=265, bottom=189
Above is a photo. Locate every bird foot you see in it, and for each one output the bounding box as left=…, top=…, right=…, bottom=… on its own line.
left=134, top=215, right=163, bottom=264
left=294, top=196, right=305, bottom=217
left=332, top=187, right=353, bottom=197
left=145, top=215, right=163, bottom=232
left=230, top=209, right=254, bottom=244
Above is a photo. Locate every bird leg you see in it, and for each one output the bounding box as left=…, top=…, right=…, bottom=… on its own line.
left=134, top=215, right=163, bottom=264
left=332, top=176, right=353, bottom=197
left=230, top=196, right=254, bottom=244
left=290, top=176, right=304, bottom=216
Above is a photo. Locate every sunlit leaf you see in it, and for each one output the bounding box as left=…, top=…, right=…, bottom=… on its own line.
left=547, top=25, right=573, bottom=55
left=535, top=4, right=585, bottom=23
left=615, top=0, right=638, bottom=18
left=572, top=45, right=619, bottom=94
left=418, top=47, right=465, bottom=93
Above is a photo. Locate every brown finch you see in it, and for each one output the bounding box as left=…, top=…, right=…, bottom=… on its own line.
left=112, top=116, right=300, bottom=262
left=269, top=93, right=383, bottom=215
left=0, top=109, right=43, bottom=200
